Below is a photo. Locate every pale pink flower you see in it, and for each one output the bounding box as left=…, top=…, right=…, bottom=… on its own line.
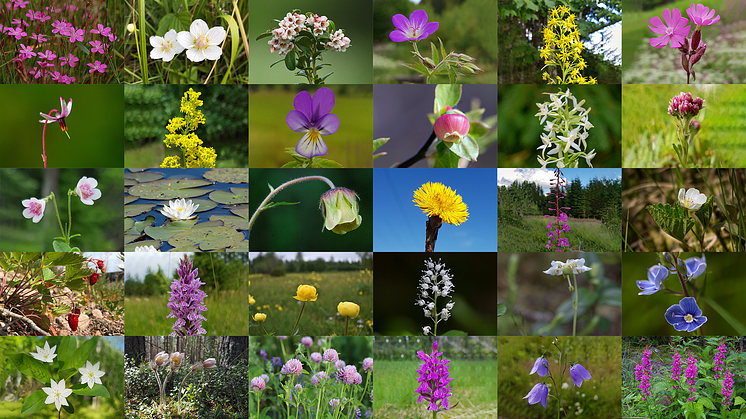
left=68, top=28, right=84, bottom=43
left=75, top=176, right=102, bottom=205
left=22, top=197, right=46, bottom=223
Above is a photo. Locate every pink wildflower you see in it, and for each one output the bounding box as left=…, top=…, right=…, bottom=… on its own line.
left=89, top=40, right=105, bottom=54
left=68, top=28, right=84, bottom=43
left=87, top=60, right=107, bottom=74
left=7, top=26, right=27, bottom=39
left=722, top=370, right=734, bottom=408
left=649, top=8, right=691, bottom=49
left=685, top=353, right=697, bottom=401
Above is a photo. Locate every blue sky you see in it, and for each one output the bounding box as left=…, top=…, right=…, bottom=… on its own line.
left=373, top=169, right=497, bottom=252
left=498, top=168, right=621, bottom=193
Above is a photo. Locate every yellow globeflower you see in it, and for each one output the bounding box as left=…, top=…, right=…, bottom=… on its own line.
left=337, top=302, right=360, bottom=318
left=293, top=285, right=318, bottom=302
left=413, top=182, right=469, bottom=226
left=249, top=294, right=256, bottom=305
left=253, top=313, right=267, bottom=322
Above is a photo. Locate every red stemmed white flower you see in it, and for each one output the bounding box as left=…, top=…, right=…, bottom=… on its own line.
left=39, top=96, right=72, bottom=138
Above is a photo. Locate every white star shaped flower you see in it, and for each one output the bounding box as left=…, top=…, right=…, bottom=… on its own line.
left=30, top=341, right=57, bottom=363
left=42, top=379, right=73, bottom=411
left=78, top=361, right=106, bottom=389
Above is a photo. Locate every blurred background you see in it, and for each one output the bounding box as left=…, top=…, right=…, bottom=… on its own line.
left=622, top=0, right=745, bottom=83
left=373, top=252, right=497, bottom=336
left=373, top=84, right=497, bottom=168
left=248, top=169, right=373, bottom=251
left=498, top=84, right=622, bottom=168
left=124, top=85, right=248, bottom=168
left=498, top=252, right=622, bottom=336
left=0, top=85, right=123, bottom=168
left=0, top=169, right=123, bottom=251
left=249, top=85, right=373, bottom=168
left=497, top=0, right=621, bottom=84
left=249, top=0, right=373, bottom=84
left=622, top=252, right=746, bottom=335
left=373, top=0, right=497, bottom=83
left=498, top=336, right=621, bottom=419
left=622, top=84, right=746, bottom=168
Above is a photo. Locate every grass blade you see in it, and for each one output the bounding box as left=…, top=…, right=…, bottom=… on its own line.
left=701, top=295, right=746, bottom=335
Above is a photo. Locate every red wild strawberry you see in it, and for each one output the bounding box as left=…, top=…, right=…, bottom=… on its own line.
left=96, top=259, right=104, bottom=270
left=89, top=273, right=100, bottom=285
left=68, top=308, right=80, bottom=331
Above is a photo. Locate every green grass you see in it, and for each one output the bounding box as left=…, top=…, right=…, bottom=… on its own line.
left=124, top=141, right=242, bottom=168
left=0, top=401, right=122, bottom=419
left=498, top=216, right=621, bottom=252
left=125, top=288, right=248, bottom=335
left=249, top=271, right=373, bottom=336
left=374, top=360, right=497, bottom=418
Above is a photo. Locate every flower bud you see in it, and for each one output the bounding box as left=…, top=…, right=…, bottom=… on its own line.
left=203, top=358, right=217, bottom=369
left=689, top=119, right=701, bottom=136
left=319, top=187, right=362, bottom=235
left=126, top=23, right=135, bottom=33
left=337, top=302, right=360, bottom=318
left=253, top=313, right=267, bottom=322
left=434, top=110, right=470, bottom=143
left=690, top=43, right=706, bottom=66
left=691, top=29, right=701, bottom=51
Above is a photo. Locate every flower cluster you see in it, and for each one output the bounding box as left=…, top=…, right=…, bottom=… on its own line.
left=251, top=376, right=266, bottom=391
left=535, top=89, right=595, bottom=168
left=665, top=92, right=706, bottom=167
left=415, top=259, right=455, bottom=336
left=336, top=365, right=363, bottom=385
left=150, top=19, right=226, bottom=62
left=684, top=353, right=697, bottom=401
left=415, top=340, right=453, bottom=411
left=166, top=256, right=208, bottom=336
left=540, top=5, right=597, bottom=84
left=160, top=88, right=217, bottom=168
left=635, top=346, right=652, bottom=400
left=545, top=167, right=570, bottom=251
left=543, top=258, right=592, bottom=277
left=670, top=351, right=682, bottom=385
left=712, top=340, right=726, bottom=380
left=525, top=347, right=591, bottom=410
left=722, top=369, right=734, bottom=408
left=668, top=92, right=705, bottom=119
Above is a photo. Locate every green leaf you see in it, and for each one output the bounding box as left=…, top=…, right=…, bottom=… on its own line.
left=694, top=195, right=714, bottom=228
left=256, top=31, right=272, bottom=41
left=46, top=252, right=86, bottom=266
left=373, top=138, right=389, bottom=153
left=52, top=241, right=72, bottom=252
left=209, top=188, right=249, bottom=205
left=71, top=383, right=110, bottom=398
left=7, top=354, right=51, bottom=383
left=124, top=204, right=155, bottom=217
left=62, top=403, right=75, bottom=414
left=444, top=134, right=479, bottom=162
left=168, top=225, right=245, bottom=251
left=440, top=329, right=468, bottom=336
left=434, top=141, right=459, bottom=168
left=58, top=368, right=78, bottom=382
left=157, top=12, right=188, bottom=36
left=285, top=49, right=296, bottom=71
left=598, top=287, right=622, bottom=307
left=124, top=217, right=135, bottom=232
left=497, top=303, right=507, bottom=317
left=698, top=397, right=715, bottom=410
left=312, top=158, right=344, bottom=168
left=52, top=304, right=71, bottom=316
left=434, top=85, right=461, bottom=115
left=464, top=108, right=485, bottom=122
left=448, top=65, right=457, bottom=84
left=128, top=179, right=214, bottom=200
left=203, top=168, right=248, bottom=184
left=701, top=295, right=746, bottom=335
left=734, top=396, right=745, bottom=406
left=438, top=37, right=447, bottom=64
left=64, top=337, right=98, bottom=371
left=430, top=42, right=439, bottom=64
left=469, top=121, right=490, bottom=138
left=281, top=161, right=302, bottom=168
left=646, top=203, right=696, bottom=242
left=133, top=215, right=156, bottom=234
left=21, top=389, right=47, bottom=415
left=144, top=220, right=199, bottom=241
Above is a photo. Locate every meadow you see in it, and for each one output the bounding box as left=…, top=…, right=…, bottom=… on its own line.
left=375, top=360, right=497, bottom=418
left=249, top=271, right=373, bottom=336
left=125, top=288, right=248, bottom=336
left=498, top=216, right=621, bottom=252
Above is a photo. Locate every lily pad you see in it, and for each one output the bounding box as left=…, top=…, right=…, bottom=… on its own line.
left=124, top=204, right=155, bottom=217
left=124, top=218, right=135, bottom=232
left=227, top=241, right=249, bottom=252
left=124, top=171, right=165, bottom=182
left=168, top=226, right=245, bottom=251
left=168, top=246, right=200, bottom=252
left=124, top=240, right=162, bottom=252
left=129, top=178, right=214, bottom=200
left=134, top=215, right=156, bottom=234
left=124, top=234, right=140, bottom=244
left=188, top=199, right=218, bottom=213
left=203, top=168, right=248, bottom=183
left=124, top=195, right=138, bottom=205
left=128, top=168, right=147, bottom=172
left=144, top=220, right=199, bottom=241
left=209, top=188, right=249, bottom=205
left=195, top=220, right=224, bottom=228
left=210, top=215, right=249, bottom=231
left=124, top=179, right=137, bottom=186
left=228, top=205, right=249, bottom=219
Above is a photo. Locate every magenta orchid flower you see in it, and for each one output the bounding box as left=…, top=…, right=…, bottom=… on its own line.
left=686, top=4, right=720, bottom=26
left=389, top=10, right=439, bottom=42
left=286, top=87, right=340, bottom=159
left=649, top=8, right=691, bottom=48
left=39, top=97, right=72, bottom=138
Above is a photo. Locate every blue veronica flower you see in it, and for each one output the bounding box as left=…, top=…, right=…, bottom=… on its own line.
left=682, top=255, right=707, bottom=280
left=637, top=264, right=669, bottom=295
left=524, top=382, right=549, bottom=408
left=665, top=297, right=708, bottom=332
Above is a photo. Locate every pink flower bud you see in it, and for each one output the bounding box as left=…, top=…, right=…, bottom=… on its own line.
left=690, top=43, right=706, bottom=66
left=202, top=358, right=217, bottom=369
left=434, top=111, right=470, bottom=143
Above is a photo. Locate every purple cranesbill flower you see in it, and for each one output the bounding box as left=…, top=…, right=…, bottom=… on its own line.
left=665, top=297, right=707, bottom=332
left=530, top=357, right=549, bottom=377
left=389, top=10, right=439, bottom=42
left=523, top=382, right=549, bottom=408
left=649, top=8, right=691, bottom=48
left=166, top=255, right=208, bottom=336
left=569, top=363, right=592, bottom=387
left=686, top=4, right=720, bottom=26
left=286, top=88, right=339, bottom=159
left=637, top=263, right=668, bottom=295
left=415, top=340, right=454, bottom=411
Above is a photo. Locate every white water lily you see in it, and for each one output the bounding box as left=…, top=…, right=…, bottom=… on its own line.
left=78, top=361, right=106, bottom=389
left=159, top=198, right=199, bottom=220
left=177, top=19, right=226, bottom=62
left=134, top=245, right=160, bottom=252
left=30, top=341, right=57, bottom=363
left=42, top=379, right=73, bottom=411
left=678, top=188, right=707, bottom=210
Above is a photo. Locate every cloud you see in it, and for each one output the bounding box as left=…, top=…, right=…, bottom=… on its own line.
left=497, top=169, right=555, bottom=190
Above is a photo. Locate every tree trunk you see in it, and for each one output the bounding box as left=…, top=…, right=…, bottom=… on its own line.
left=219, top=336, right=248, bottom=366
left=125, top=336, right=147, bottom=366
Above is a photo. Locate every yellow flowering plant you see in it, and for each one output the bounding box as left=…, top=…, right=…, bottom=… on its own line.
left=160, top=88, right=218, bottom=168
left=539, top=5, right=597, bottom=85
left=413, top=182, right=469, bottom=252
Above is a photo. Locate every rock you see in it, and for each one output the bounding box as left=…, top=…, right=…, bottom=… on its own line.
left=91, top=309, right=103, bottom=319
left=78, top=313, right=90, bottom=331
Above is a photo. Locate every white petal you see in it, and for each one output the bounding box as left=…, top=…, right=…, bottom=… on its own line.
left=190, top=19, right=209, bottom=36
left=185, top=47, right=205, bottom=62
left=207, top=26, right=226, bottom=44
left=151, top=47, right=164, bottom=60
left=150, top=36, right=164, bottom=48
left=176, top=31, right=195, bottom=48
left=203, top=45, right=222, bottom=60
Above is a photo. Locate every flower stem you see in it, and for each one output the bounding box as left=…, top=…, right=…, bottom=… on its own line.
left=398, top=131, right=437, bottom=168
left=259, top=322, right=270, bottom=336
left=248, top=176, right=336, bottom=239
left=256, top=391, right=261, bottom=418
left=291, top=302, right=306, bottom=336
left=572, top=273, right=578, bottom=337
left=425, top=215, right=443, bottom=252
left=177, top=370, right=195, bottom=414
left=50, top=193, right=68, bottom=244
left=344, top=316, right=348, bottom=336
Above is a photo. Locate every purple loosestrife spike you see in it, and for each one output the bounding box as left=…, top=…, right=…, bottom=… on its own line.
left=415, top=340, right=454, bottom=411
left=167, top=256, right=208, bottom=336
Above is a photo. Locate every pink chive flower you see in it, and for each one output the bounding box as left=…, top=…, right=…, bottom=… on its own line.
left=7, top=26, right=27, bottom=39
left=722, top=370, right=734, bottom=408
left=22, top=197, right=46, bottom=223
left=60, top=54, right=79, bottom=67
left=75, top=176, right=102, bottom=205
left=686, top=4, right=720, bottom=26
left=68, top=28, right=84, bottom=43
left=87, top=60, right=107, bottom=74
left=89, top=40, right=105, bottom=54
left=389, top=10, right=439, bottom=42
left=649, top=8, right=691, bottom=48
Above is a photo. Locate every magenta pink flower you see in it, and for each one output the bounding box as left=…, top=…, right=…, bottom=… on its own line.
left=31, top=33, right=46, bottom=42
left=434, top=109, right=470, bottom=143
left=389, top=10, right=439, bottom=42
left=89, top=40, right=105, bottom=54
left=281, top=359, right=303, bottom=376
left=686, top=4, right=720, bottom=26
left=649, top=8, right=691, bottom=48
left=13, top=0, right=29, bottom=8
left=68, top=28, right=84, bottom=43
left=18, top=43, right=35, bottom=59
left=60, top=54, right=79, bottom=67
left=75, top=176, right=101, bottom=205
left=87, top=60, right=107, bottom=74
left=7, top=26, right=27, bottom=39
left=90, top=24, right=112, bottom=38
left=37, top=50, right=56, bottom=61
left=722, top=370, right=734, bottom=408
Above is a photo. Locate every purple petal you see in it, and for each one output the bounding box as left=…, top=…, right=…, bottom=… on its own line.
left=293, top=91, right=313, bottom=121
left=316, top=113, right=340, bottom=135
left=296, top=132, right=328, bottom=158
left=409, top=10, right=429, bottom=28
left=389, top=30, right=410, bottom=42
left=421, top=21, right=439, bottom=38
left=391, top=14, right=410, bottom=32
left=311, top=88, right=335, bottom=121
left=648, top=16, right=666, bottom=34
left=686, top=316, right=707, bottom=332
left=286, top=110, right=311, bottom=132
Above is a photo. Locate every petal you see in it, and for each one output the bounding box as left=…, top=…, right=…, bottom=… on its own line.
left=665, top=303, right=686, bottom=325
left=185, top=47, right=205, bottom=62
left=686, top=316, right=707, bottom=332
left=176, top=31, right=195, bottom=48
left=422, top=21, right=439, bottom=38
left=207, top=26, right=226, bottom=44
left=295, top=131, right=328, bottom=158
left=316, top=113, right=340, bottom=135
left=311, top=87, right=335, bottom=121
left=202, top=45, right=222, bottom=60
left=286, top=109, right=312, bottom=132
left=293, top=91, right=313, bottom=121
left=680, top=297, right=702, bottom=317
left=649, top=35, right=670, bottom=48
left=391, top=14, right=410, bottom=32
left=389, top=30, right=410, bottom=42
left=190, top=19, right=209, bottom=36
left=409, top=10, right=429, bottom=28
left=151, top=47, right=164, bottom=60
left=150, top=36, right=164, bottom=48
left=648, top=16, right=666, bottom=33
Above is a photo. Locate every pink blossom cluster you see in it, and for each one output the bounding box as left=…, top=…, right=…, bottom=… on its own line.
left=326, top=29, right=351, bottom=52
left=721, top=370, right=734, bottom=408
left=635, top=346, right=652, bottom=401
left=336, top=365, right=362, bottom=385
left=545, top=168, right=570, bottom=252
left=712, top=340, right=726, bottom=380
left=670, top=352, right=682, bottom=389
left=266, top=11, right=350, bottom=57
left=250, top=376, right=266, bottom=391
left=668, top=92, right=705, bottom=119
left=684, top=354, right=697, bottom=402
left=280, top=358, right=303, bottom=376
left=546, top=212, right=570, bottom=251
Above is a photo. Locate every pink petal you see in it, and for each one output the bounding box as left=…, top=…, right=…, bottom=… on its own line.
left=648, top=16, right=667, bottom=34
left=389, top=29, right=409, bottom=42
left=649, top=34, right=670, bottom=48
left=391, top=14, right=410, bottom=32
left=409, top=10, right=428, bottom=28
left=662, top=8, right=674, bottom=27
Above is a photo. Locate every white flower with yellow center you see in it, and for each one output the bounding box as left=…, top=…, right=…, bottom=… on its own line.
left=177, top=19, right=226, bottom=62
left=159, top=198, right=199, bottom=220
left=78, top=360, right=106, bottom=389
left=42, top=379, right=73, bottom=411
left=30, top=341, right=57, bottom=363
left=678, top=188, right=707, bottom=210
left=150, top=29, right=185, bottom=62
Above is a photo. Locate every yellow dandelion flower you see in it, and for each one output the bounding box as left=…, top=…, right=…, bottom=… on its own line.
left=413, top=182, right=469, bottom=226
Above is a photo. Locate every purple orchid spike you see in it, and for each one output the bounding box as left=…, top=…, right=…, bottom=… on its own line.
left=167, top=256, right=208, bottom=336
left=389, top=10, right=439, bottom=42
left=649, top=8, right=691, bottom=48
left=286, top=88, right=340, bottom=159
